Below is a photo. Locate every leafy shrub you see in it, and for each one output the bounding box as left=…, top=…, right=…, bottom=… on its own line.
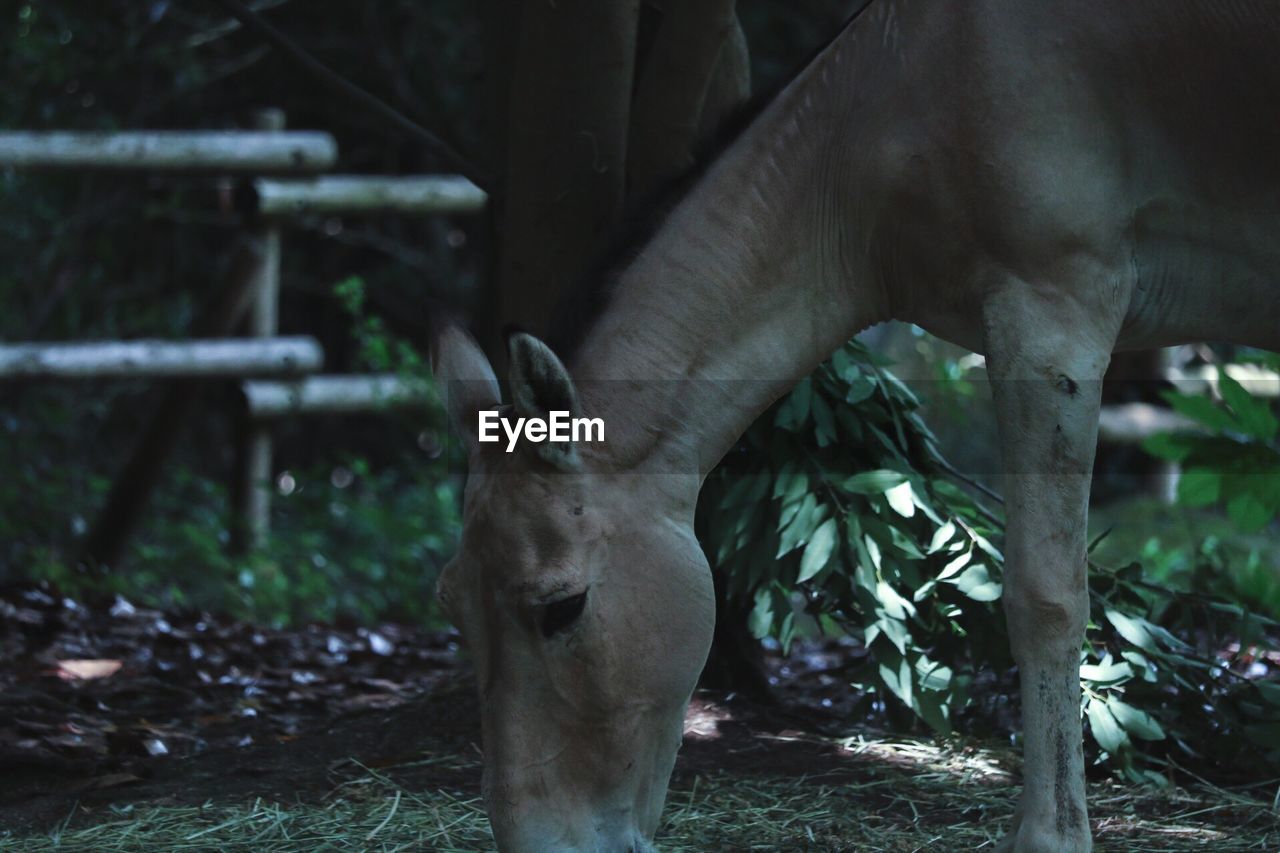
left=3, top=275, right=460, bottom=628
left=700, top=342, right=1007, bottom=736
left=1142, top=358, right=1280, bottom=532
left=700, top=341, right=1280, bottom=781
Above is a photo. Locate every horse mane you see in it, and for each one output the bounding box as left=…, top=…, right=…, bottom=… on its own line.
left=547, top=5, right=871, bottom=363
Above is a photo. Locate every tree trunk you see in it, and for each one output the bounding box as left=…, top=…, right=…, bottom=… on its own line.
left=80, top=239, right=274, bottom=569
left=487, top=0, right=759, bottom=690
left=627, top=2, right=744, bottom=196
left=497, top=0, right=641, bottom=336
left=696, top=15, right=751, bottom=142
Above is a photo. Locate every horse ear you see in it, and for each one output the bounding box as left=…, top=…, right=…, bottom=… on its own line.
left=507, top=331, right=582, bottom=471
left=432, top=323, right=500, bottom=451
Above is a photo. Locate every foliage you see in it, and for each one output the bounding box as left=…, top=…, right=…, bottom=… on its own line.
left=4, top=454, right=457, bottom=628
left=1, top=0, right=480, bottom=622
left=133, top=457, right=457, bottom=627
left=1081, top=550, right=1280, bottom=784
left=700, top=341, right=1007, bottom=737
left=1, top=275, right=460, bottom=627
left=699, top=341, right=1280, bottom=781
left=1142, top=358, right=1280, bottom=533
left=333, top=274, right=430, bottom=378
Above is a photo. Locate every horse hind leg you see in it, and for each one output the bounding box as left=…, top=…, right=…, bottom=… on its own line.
left=983, top=285, right=1116, bottom=853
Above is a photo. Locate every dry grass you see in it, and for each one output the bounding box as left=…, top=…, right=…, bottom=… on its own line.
left=3, top=737, right=1277, bottom=851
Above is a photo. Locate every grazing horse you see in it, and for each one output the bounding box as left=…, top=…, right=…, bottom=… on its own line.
left=433, top=2, right=1280, bottom=850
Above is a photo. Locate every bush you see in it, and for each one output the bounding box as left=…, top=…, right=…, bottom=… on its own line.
left=699, top=340, right=1280, bottom=782
left=2, top=275, right=460, bottom=628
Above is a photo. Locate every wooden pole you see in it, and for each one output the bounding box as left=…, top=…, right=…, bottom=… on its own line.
left=230, top=110, right=286, bottom=554
left=242, top=374, right=433, bottom=418
left=0, top=337, right=321, bottom=379
left=81, top=239, right=273, bottom=568
left=1096, top=402, right=1203, bottom=444
left=246, top=175, right=486, bottom=218
left=0, top=130, right=337, bottom=172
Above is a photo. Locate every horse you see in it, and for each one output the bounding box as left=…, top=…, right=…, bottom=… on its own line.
left=433, top=2, right=1280, bottom=849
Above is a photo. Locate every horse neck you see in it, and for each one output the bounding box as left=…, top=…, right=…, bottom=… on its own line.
left=569, top=20, right=889, bottom=488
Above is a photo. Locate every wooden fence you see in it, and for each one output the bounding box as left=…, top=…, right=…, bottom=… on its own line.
left=0, top=111, right=485, bottom=566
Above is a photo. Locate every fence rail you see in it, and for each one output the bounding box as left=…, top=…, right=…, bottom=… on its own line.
left=1097, top=402, right=1204, bottom=445
left=243, top=374, right=433, bottom=418
left=0, top=131, right=337, bottom=172
left=7, top=113, right=485, bottom=566
left=0, top=337, right=324, bottom=380
left=246, top=175, right=486, bottom=217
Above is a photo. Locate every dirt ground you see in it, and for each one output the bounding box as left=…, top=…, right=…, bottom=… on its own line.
left=2, top=583, right=1276, bottom=850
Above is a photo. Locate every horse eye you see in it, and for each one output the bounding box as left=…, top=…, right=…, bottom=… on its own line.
left=540, top=591, right=587, bottom=638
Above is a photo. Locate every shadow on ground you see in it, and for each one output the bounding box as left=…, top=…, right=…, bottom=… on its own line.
left=1, top=584, right=1276, bottom=850
left=3, top=681, right=1276, bottom=851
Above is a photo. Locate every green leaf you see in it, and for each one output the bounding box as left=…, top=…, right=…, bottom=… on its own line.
left=1086, top=527, right=1113, bottom=554
left=1087, top=698, right=1129, bottom=755
left=1107, top=699, right=1166, bottom=741
left=777, top=490, right=815, bottom=535
left=748, top=587, right=773, bottom=639
left=1161, top=389, right=1240, bottom=433
left=860, top=514, right=924, bottom=561
left=886, top=525, right=926, bottom=560
left=1176, top=468, right=1221, bottom=507
left=797, top=518, right=838, bottom=582
left=774, top=379, right=810, bottom=430
left=842, top=469, right=908, bottom=495
left=852, top=531, right=879, bottom=573
left=878, top=652, right=915, bottom=710
left=936, top=547, right=972, bottom=581
left=962, top=520, right=1005, bottom=562
left=844, top=376, right=877, bottom=404
left=875, top=580, right=917, bottom=620
left=771, top=464, right=804, bottom=500
left=791, top=377, right=812, bottom=424
left=927, top=521, right=958, bottom=555
left=1105, top=608, right=1157, bottom=653
left=720, top=473, right=769, bottom=508
left=1227, top=491, right=1274, bottom=532
left=1079, top=660, right=1133, bottom=685
left=777, top=501, right=829, bottom=558
left=830, top=347, right=859, bottom=381
left=812, top=394, right=838, bottom=447
left=1121, top=650, right=1158, bottom=683
left=913, top=687, right=952, bottom=735
left=953, top=563, right=1002, bottom=602
left=885, top=481, right=916, bottom=518
left=872, top=615, right=910, bottom=655
left=1219, top=369, right=1279, bottom=440
left=1140, top=431, right=1199, bottom=462
left=881, top=372, right=921, bottom=407
left=914, top=656, right=953, bottom=692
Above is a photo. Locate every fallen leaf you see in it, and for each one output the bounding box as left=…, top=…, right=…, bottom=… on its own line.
left=56, top=659, right=123, bottom=681
left=83, top=773, right=143, bottom=791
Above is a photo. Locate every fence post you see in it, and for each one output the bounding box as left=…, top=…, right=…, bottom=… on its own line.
left=80, top=239, right=268, bottom=569
left=230, top=109, right=286, bottom=554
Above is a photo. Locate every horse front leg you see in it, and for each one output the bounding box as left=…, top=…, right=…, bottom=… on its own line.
left=983, top=287, right=1115, bottom=853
